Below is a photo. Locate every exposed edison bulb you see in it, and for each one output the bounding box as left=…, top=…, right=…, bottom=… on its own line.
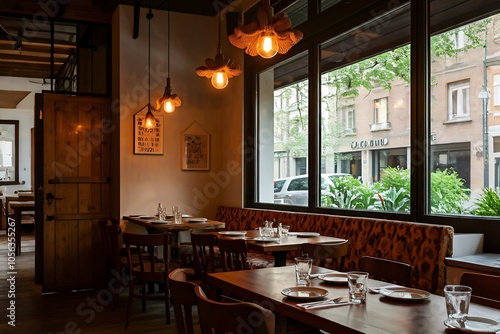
left=256, top=30, right=279, bottom=58
left=144, top=109, right=156, bottom=128
left=163, top=99, right=176, bottom=113
left=211, top=71, right=228, bottom=89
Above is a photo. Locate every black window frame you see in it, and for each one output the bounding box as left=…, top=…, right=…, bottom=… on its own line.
left=243, top=0, right=500, bottom=253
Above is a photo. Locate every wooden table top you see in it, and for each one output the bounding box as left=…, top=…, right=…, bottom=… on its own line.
left=123, top=215, right=225, bottom=231
left=207, top=266, right=500, bottom=334
left=241, top=229, right=347, bottom=253
left=9, top=201, right=35, bottom=209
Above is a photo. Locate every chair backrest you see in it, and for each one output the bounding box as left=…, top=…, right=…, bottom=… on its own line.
left=359, top=255, right=414, bottom=287
left=300, top=241, right=349, bottom=270
left=217, top=237, right=250, bottom=271
left=168, top=268, right=198, bottom=334
left=460, top=272, right=500, bottom=309
left=122, top=232, right=172, bottom=283
left=190, top=232, right=219, bottom=281
left=194, top=285, right=275, bottom=334
left=99, top=219, right=123, bottom=273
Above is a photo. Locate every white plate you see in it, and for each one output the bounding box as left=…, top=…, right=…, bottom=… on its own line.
left=139, top=215, right=155, bottom=219
left=150, top=220, right=170, bottom=224
left=182, top=214, right=192, bottom=218
left=218, top=231, right=247, bottom=236
left=444, top=317, right=500, bottom=333
left=281, top=287, right=329, bottom=300
left=251, top=237, right=278, bottom=242
left=288, top=232, right=321, bottom=238
left=318, top=273, right=348, bottom=284
left=187, top=218, right=207, bottom=223
left=379, top=287, right=430, bottom=301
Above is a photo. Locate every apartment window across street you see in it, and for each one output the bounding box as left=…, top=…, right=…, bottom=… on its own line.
left=246, top=0, right=500, bottom=252
left=448, top=81, right=470, bottom=120
left=494, top=74, right=500, bottom=106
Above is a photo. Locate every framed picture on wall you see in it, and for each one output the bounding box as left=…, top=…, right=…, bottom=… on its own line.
left=181, top=122, right=210, bottom=170
left=134, top=114, right=163, bottom=155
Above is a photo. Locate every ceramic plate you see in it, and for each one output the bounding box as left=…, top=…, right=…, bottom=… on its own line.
left=139, top=215, right=155, bottom=219
left=444, top=317, right=500, bottom=333
left=288, top=232, right=321, bottom=238
left=281, top=287, right=329, bottom=300
left=150, top=220, right=170, bottom=224
left=318, top=273, right=348, bottom=285
left=251, top=237, right=278, bottom=242
left=218, top=231, right=247, bottom=236
left=187, top=218, right=207, bottom=223
left=379, top=287, right=430, bottom=301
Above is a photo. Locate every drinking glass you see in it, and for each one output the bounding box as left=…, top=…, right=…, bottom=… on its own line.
left=280, top=225, right=289, bottom=238
left=347, top=271, right=369, bottom=303
left=294, top=257, right=312, bottom=286
left=444, top=285, right=472, bottom=323
left=172, top=205, right=182, bottom=224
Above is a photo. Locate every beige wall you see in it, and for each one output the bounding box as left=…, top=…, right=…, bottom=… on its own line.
left=115, top=5, right=244, bottom=219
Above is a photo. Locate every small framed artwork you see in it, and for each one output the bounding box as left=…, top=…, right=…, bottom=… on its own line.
left=181, top=122, right=210, bottom=171
left=134, top=114, right=163, bottom=155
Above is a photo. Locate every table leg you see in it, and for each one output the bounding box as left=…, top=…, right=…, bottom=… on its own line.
left=272, top=251, right=288, bottom=267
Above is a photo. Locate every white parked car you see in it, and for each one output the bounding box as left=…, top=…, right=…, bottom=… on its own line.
left=273, top=173, right=350, bottom=205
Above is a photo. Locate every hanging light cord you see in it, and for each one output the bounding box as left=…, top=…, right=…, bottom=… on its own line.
left=167, top=4, right=170, bottom=79
left=147, top=6, right=152, bottom=108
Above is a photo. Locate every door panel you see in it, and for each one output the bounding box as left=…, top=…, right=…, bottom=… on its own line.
left=42, top=93, right=111, bottom=293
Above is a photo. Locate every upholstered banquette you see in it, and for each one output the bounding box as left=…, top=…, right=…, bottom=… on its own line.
left=216, top=206, right=453, bottom=294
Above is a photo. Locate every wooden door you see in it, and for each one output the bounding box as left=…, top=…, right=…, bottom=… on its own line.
left=41, top=93, right=111, bottom=293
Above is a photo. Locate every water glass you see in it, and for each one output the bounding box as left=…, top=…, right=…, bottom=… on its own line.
left=347, top=271, right=369, bottom=303
left=280, top=225, right=290, bottom=238
left=172, top=205, right=182, bottom=224
left=444, top=285, right=472, bottom=322
left=295, top=257, right=312, bottom=286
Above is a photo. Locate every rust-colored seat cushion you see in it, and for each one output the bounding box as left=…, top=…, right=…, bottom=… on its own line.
left=216, top=206, right=453, bottom=293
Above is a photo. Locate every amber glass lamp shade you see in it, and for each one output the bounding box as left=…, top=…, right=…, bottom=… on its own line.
left=144, top=107, right=156, bottom=128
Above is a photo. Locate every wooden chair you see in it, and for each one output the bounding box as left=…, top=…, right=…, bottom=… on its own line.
left=217, top=237, right=250, bottom=271
left=300, top=240, right=349, bottom=270
left=99, top=218, right=129, bottom=310
left=122, top=231, right=176, bottom=328
left=168, top=268, right=200, bottom=334
left=460, top=272, right=500, bottom=309
left=194, top=285, right=275, bottom=334
left=359, top=255, right=414, bottom=287
left=190, top=232, right=220, bottom=282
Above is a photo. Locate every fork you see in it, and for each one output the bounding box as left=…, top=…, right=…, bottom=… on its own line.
left=297, top=296, right=344, bottom=308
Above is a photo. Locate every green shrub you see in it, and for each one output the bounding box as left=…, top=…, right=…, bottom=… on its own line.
left=472, top=187, right=500, bottom=216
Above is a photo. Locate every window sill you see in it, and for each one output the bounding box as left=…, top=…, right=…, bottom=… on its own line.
left=443, top=117, right=472, bottom=124
left=370, top=122, right=391, bottom=131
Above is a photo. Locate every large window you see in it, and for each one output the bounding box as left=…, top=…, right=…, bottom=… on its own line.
left=246, top=0, right=500, bottom=252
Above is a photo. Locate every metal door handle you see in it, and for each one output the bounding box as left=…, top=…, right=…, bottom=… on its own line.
left=46, top=192, right=63, bottom=205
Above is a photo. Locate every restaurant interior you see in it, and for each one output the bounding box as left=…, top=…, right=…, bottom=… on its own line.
left=0, top=0, right=500, bottom=333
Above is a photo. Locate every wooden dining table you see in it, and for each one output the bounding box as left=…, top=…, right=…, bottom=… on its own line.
left=207, top=265, right=500, bottom=334
left=238, top=229, right=346, bottom=267
left=123, top=215, right=225, bottom=231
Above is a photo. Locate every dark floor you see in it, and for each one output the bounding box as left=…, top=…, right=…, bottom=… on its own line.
left=0, top=229, right=201, bottom=333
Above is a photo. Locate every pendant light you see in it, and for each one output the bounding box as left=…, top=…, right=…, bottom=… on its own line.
left=136, top=5, right=157, bottom=129
left=196, top=13, right=242, bottom=89
left=228, top=0, right=303, bottom=58
left=156, top=2, right=181, bottom=113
